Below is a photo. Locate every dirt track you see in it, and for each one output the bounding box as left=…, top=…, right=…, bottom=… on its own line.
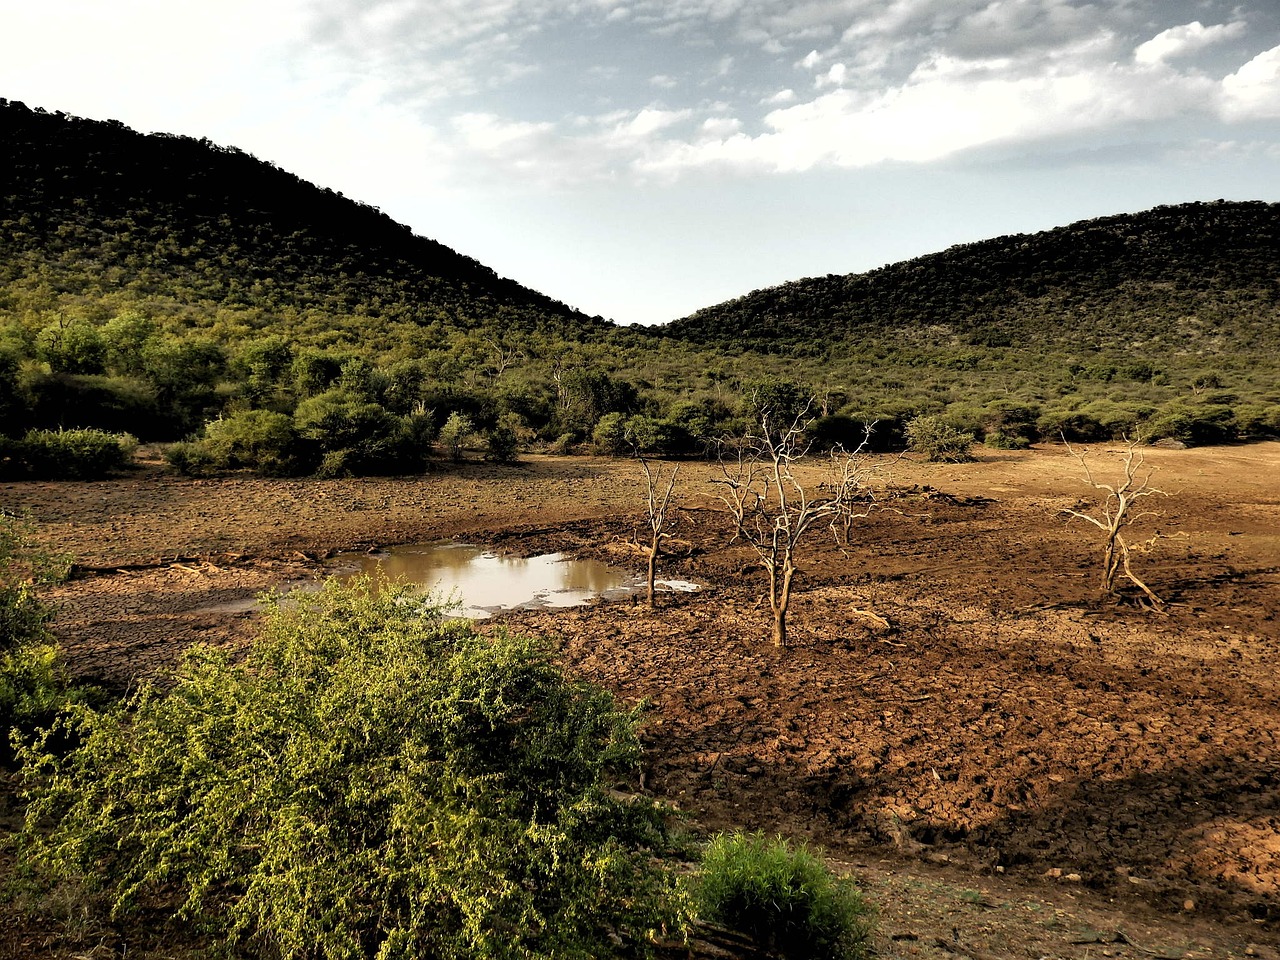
left=6, top=444, right=1279, bottom=958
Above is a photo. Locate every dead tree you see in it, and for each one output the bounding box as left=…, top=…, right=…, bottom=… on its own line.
left=712, top=411, right=874, bottom=647
left=1061, top=438, right=1173, bottom=607
left=639, top=459, right=680, bottom=607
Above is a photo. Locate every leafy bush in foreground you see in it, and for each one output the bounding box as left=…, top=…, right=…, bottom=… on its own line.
left=695, top=832, right=874, bottom=960
left=0, top=512, right=89, bottom=765
left=19, top=579, right=685, bottom=960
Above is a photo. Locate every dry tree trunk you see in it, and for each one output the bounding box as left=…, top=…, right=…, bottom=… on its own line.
left=640, top=459, right=680, bottom=608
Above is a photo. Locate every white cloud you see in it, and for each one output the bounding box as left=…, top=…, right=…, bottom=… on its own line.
left=763, top=88, right=797, bottom=104
left=701, top=116, right=744, bottom=137
left=817, top=63, right=848, bottom=87
left=452, top=112, right=556, bottom=152
left=621, top=107, right=694, bottom=137
left=1134, top=21, right=1247, bottom=66
left=1221, top=45, right=1280, bottom=120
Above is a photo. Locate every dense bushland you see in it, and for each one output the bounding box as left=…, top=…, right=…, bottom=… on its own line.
left=4, top=99, right=1278, bottom=472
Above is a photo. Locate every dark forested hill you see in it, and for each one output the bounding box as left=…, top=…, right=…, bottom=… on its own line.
left=661, top=201, right=1280, bottom=356
left=0, top=99, right=1276, bottom=462
left=0, top=98, right=605, bottom=341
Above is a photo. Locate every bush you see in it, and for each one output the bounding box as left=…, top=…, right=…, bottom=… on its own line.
left=163, top=439, right=219, bottom=476
left=19, top=579, right=684, bottom=960
left=0, top=513, right=87, bottom=766
left=484, top=422, right=520, bottom=463
left=984, top=431, right=1031, bottom=450
left=695, top=832, right=873, bottom=960
left=904, top=415, right=974, bottom=462
left=0, top=642, right=98, bottom=767
left=1144, top=401, right=1237, bottom=446
left=200, top=409, right=304, bottom=476
left=0, top=512, right=67, bottom=654
left=806, top=415, right=873, bottom=452
left=15, top=429, right=135, bottom=480
left=294, top=389, right=417, bottom=474
left=438, top=411, right=474, bottom=461
left=593, top=412, right=628, bottom=455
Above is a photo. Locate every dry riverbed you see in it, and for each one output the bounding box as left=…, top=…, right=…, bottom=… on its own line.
left=4, top=445, right=1279, bottom=959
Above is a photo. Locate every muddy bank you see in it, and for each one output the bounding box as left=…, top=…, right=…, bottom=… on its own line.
left=8, top=445, right=1280, bottom=953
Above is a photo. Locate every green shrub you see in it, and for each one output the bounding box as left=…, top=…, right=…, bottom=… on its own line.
left=0, top=642, right=99, bottom=767
left=0, top=514, right=87, bottom=765
left=438, top=411, right=474, bottom=461
left=19, top=579, right=684, bottom=960
left=984, top=431, right=1031, bottom=450
left=484, top=422, right=520, bottom=463
left=36, top=320, right=107, bottom=375
left=1235, top=402, right=1280, bottom=439
left=623, top=415, right=685, bottom=455
left=806, top=415, right=873, bottom=452
left=163, top=439, right=218, bottom=476
left=16, top=428, right=135, bottom=480
left=1144, top=401, right=1237, bottom=446
left=694, top=832, right=873, bottom=960
left=592, top=411, right=629, bottom=455
left=0, top=512, right=68, bottom=654
left=294, top=389, right=417, bottom=474
left=904, top=415, right=974, bottom=462
left=201, top=409, right=304, bottom=476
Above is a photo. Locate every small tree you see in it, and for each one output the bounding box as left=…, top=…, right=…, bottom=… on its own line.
left=713, top=410, right=873, bottom=647
left=639, top=459, right=680, bottom=607
left=1061, top=438, right=1174, bottom=607
left=438, top=411, right=474, bottom=462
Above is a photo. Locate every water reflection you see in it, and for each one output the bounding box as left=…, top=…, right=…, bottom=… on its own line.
left=331, top=542, right=697, bottom=618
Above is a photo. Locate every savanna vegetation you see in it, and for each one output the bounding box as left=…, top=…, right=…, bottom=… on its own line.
left=3, top=541, right=873, bottom=959
left=3, top=100, right=1279, bottom=482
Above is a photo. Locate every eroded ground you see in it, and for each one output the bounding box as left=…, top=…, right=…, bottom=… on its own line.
left=5, top=444, right=1278, bottom=959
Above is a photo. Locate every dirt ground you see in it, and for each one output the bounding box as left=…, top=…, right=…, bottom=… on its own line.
left=3, top=444, right=1278, bottom=959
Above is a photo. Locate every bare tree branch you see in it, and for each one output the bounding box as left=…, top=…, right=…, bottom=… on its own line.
left=714, top=407, right=879, bottom=647
left=640, top=459, right=680, bottom=608
left=1061, top=436, right=1178, bottom=608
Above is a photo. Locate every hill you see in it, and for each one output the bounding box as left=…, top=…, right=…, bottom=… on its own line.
left=661, top=201, right=1280, bottom=356
left=0, top=100, right=1276, bottom=461
left=0, top=98, right=605, bottom=342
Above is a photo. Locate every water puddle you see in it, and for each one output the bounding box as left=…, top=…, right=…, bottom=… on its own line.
left=330, top=541, right=698, bottom=618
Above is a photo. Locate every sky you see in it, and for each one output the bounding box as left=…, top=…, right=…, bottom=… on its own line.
left=3, top=1, right=1280, bottom=326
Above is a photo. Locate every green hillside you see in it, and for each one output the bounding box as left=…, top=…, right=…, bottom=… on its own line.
left=662, top=201, right=1280, bottom=355
left=0, top=100, right=1276, bottom=476
left=0, top=98, right=605, bottom=343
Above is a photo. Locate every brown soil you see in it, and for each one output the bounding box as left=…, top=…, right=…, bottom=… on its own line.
left=4, top=445, right=1278, bottom=959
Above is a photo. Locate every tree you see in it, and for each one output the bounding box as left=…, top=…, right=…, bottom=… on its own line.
left=439, top=411, right=474, bottom=461
left=36, top=319, right=106, bottom=375
left=1061, top=438, right=1176, bottom=607
left=713, top=409, right=874, bottom=647
left=640, top=459, right=680, bottom=608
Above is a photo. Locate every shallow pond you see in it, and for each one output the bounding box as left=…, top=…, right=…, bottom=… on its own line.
left=330, top=542, right=697, bottom=618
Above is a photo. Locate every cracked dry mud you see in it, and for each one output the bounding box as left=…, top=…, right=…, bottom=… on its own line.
left=5, top=444, right=1278, bottom=959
